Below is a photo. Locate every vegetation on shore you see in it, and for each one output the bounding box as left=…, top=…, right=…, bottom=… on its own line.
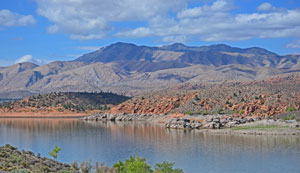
left=0, top=92, right=130, bottom=113
left=0, top=144, right=183, bottom=173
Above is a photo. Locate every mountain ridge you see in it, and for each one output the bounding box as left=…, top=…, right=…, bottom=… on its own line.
left=0, top=42, right=300, bottom=99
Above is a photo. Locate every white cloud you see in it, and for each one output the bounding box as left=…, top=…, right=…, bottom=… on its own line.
left=77, top=46, right=100, bottom=51
left=15, top=55, right=44, bottom=65
left=287, top=40, right=300, bottom=48
left=257, top=2, right=275, bottom=11
left=162, top=36, right=188, bottom=43
left=36, top=0, right=186, bottom=40
left=117, top=0, right=300, bottom=42
left=0, top=9, right=35, bottom=27
left=36, top=0, right=300, bottom=42
left=177, top=0, right=233, bottom=19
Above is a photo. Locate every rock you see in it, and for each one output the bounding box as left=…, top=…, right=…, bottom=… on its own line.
left=215, top=123, right=221, bottom=129
left=227, top=117, right=233, bottom=121
left=0, top=145, right=79, bottom=172
left=205, top=117, right=213, bottom=122
left=183, top=119, right=190, bottom=123
left=213, top=117, right=220, bottom=123
left=285, top=120, right=296, bottom=123
left=239, top=119, right=247, bottom=124
left=225, top=121, right=237, bottom=128
left=203, top=122, right=216, bottom=129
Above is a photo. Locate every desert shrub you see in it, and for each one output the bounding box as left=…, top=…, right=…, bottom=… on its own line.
left=155, top=161, right=183, bottom=173
left=113, top=156, right=152, bottom=173
left=202, top=111, right=209, bottom=115
left=283, top=116, right=289, bottom=121
left=70, top=161, right=79, bottom=170
left=80, top=161, right=92, bottom=173
left=287, top=106, right=296, bottom=112
left=186, top=111, right=193, bottom=115
left=283, top=114, right=295, bottom=120
left=240, top=109, right=244, bottom=115
left=95, top=162, right=114, bottom=173
left=216, top=108, right=223, bottom=114
left=12, top=169, right=29, bottom=173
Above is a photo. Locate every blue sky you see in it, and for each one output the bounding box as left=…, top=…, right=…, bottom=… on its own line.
left=0, top=0, right=300, bottom=66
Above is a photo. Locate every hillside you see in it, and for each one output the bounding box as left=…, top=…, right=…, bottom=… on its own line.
left=0, top=92, right=130, bottom=113
left=0, top=42, right=300, bottom=98
left=109, top=73, right=300, bottom=118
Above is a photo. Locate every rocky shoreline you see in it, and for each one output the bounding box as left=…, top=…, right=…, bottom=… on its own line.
left=0, top=144, right=77, bottom=172
left=80, top=113, right=163, bottom=121
left=0, top=144, right=184, bottom=173
left=81, top=113, right=300, bottom=135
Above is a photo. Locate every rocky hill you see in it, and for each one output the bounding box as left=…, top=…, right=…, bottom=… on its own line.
left=109, top=73, right=300, bottom=118
left=0, top=42, right=300, bottom=98
left=0, top=92, right=130, bottom=113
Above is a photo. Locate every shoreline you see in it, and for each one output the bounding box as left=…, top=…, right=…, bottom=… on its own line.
left=81, top=113, right=300, bottom=136
left=0, top=112, right=89, bottom=118
left=0, top=112, right=299, bottom=136
left=189, top=128, right=300, bottom=136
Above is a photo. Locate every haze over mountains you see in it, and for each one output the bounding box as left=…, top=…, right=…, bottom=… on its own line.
left=1, top=42, right=300, bottom=99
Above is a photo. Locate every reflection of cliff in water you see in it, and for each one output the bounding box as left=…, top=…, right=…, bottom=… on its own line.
left=85, top=121, right=300, bottom=152
left=0, top=118, right=299, bottom=153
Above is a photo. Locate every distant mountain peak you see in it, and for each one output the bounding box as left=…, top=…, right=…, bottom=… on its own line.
left=170, top=43, right=186, bottom=47
left=110, top=42, right=137, bottom=47
left=161, top=43, right=188, bottom=51
left=211, top=43, right=232, bottom=48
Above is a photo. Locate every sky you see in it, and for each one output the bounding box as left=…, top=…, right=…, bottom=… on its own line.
left=0, top=0, right=300, bottom=66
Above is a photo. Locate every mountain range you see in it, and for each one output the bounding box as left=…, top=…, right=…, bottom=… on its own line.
left=1, top=42, right=300, bottom=99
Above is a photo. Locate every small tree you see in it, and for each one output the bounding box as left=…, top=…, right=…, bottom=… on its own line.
left=49, top=146, right=61, bottom=160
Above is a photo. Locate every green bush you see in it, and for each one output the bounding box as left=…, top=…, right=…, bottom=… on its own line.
left=283, top=114, right=295, bottom=121
left=290, top=114, right=295, bottom=120
left=283, top=116, right=289, bottom=121
left=113, top=156, right=184, bottom=173
left=113, top=156, right=152, bottom=173
left=240, top=109, right=244, bottom=115
left=155, top=161, right=183, bottom=173
left=216, top=108, right=223, bottom=115
left=287, top=106, right=296, bottom=112
left=186, top=111, right=193, bottom=115
left=202, top=111, right=209, bottom=115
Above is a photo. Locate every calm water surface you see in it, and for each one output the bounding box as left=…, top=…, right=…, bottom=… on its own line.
left=0, top=118, right=299, bottom=173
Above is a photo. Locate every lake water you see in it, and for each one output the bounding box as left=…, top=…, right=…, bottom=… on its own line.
left=0, top=118, right=299, bottom=173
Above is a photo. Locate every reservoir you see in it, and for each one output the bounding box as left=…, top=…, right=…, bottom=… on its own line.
left=0, top=118, right=299, bottom=173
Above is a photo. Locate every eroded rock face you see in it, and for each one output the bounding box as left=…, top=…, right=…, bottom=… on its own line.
left=107, top=76, right=300, bottom=120
left=109, top=93, right=196, bottom=115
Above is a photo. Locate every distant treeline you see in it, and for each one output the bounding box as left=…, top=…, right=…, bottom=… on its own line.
left=0, top=92, right=130, bottom=112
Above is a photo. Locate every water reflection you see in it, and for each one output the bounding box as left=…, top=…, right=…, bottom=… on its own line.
left=0, top=118, right=299, bottom=173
